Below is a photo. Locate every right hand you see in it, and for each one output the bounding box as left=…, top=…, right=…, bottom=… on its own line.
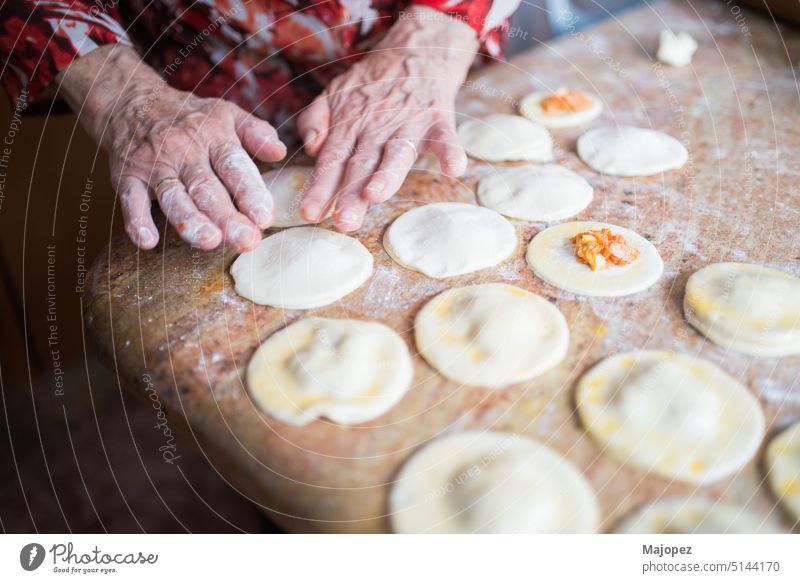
left=58, top=45, right=286, bottom=251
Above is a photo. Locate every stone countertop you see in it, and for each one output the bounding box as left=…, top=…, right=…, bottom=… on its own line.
left=85, top=0, right=800, bottom=532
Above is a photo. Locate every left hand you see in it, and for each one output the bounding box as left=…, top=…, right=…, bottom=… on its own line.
left=297, top=6, right=479, bottom=231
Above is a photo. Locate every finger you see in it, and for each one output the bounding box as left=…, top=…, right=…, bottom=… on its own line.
left=332, top=137, right=383, bottom=231
left=233, top=107, right=286, bottom=162
left=296, top=95, right=330, bottom=156
left=180, top=161, right=261, bottom=252
left=152, top=166, right=222, bottom=250
left=209, top=142, right=274, bottom=229
left=301, top=132, right=354, bottom=222
left=363, top=135, right=419, bottom=204
left=422, top=120, right=468, bottom=177
left=118, top=176, right=159, bottom=249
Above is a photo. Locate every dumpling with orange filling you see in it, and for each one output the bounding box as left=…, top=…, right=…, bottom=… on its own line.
left=526, top=221, right=662, bottom=297
left=519, top=87, right=603, bottom=128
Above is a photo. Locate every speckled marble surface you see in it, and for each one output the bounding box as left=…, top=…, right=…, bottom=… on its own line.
left=86, top=0, right=800, bottom=532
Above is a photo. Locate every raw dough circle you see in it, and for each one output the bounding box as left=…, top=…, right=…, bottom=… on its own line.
left=457, top=114, right=553, bottom=162
left=614, top=499, right=780, bottom=533
left=477, top=164, right=594, bottom=222
left=765, top=421, right=800, bottom=522
left=390, top=431, right=600, bottom=533
left=577, top=125, right=688, bottom=176
left=247, top=317, right=413, bottom=425
left=414, top=283, right=569, bottom=388
left=576, top=351, right=765, bottom=485
left=684, top=263, right=800, bottom=357
left=519, top=90, right=603, bottom=128
left=262, top=166, right=330, bottom=227
left=384, top=203, right=517, bottom=278
left=230, top=226, right=373, bottom=309
left=526, top=221, right=663, bottom=297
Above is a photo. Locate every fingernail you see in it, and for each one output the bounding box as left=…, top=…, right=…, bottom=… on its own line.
left=252, top=204, right=272, bottom=227
left=447, top=155, right=467, bottom=174
left=265, top=133, right=280, bottom=143
left=193, top=223, right=219, bottom=245
left=339, top=210, right=357, bottom=224
left=303, top=203, right=322, bottom=220
left=304, top=130, right=318, bottom=147
left=138, top=227, right=155, bottom=247
left=232, top=223, right=258, bottom=247
left=369, top=180, right=385, bottom=193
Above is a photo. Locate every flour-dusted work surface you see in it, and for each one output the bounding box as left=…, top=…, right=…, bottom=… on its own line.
left=85, top=0, right=800, bottom=533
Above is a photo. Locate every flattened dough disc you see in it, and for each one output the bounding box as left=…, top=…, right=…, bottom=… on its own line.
left=262, top=166, right=331, bottom=227
left=576, top=351, right=765, bottom=485
left=414, top=283, right=569, bottom=388
left=390, top=431, right=600, bottom=533
left=457, top=114, right=553, bottom=162
left=477, top=164, right=594, bottom=222
left=577, top=125, right=688, bottom=176
left=230, top=226, right=373, bottom=309
left=384, top=203, right=517, bottom=278
left=684, top=262, right=800, bottom=357
left=614, top=499, right=781, bottom=533
left=765, top=421, right=800, bottom=523
left=526, top=221, right=663, bottom=297
left=247, top=317, right=413, bottom=425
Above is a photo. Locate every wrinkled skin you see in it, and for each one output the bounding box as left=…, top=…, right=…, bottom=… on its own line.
left=297, top=8, right=478, bottom=231
left=58, top=6, right=478, bottom=250
left=59, top=46, right=285, bottom=251
left=112, top=90, right=290, bottom=250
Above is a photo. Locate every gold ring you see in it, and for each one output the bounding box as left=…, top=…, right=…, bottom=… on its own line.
left=155, top=176, right=181, bottom=192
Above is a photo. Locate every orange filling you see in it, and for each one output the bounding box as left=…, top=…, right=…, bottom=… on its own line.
left=290, top=172, right=309, bottom=192
left=541, top=88, right=593, bottom=115
left=571, top=228, right=640, bottom=271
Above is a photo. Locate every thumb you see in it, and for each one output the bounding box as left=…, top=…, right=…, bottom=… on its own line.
left=233, top=107, right=286, bottom=162
left=296, top=95, right=330, bottom=156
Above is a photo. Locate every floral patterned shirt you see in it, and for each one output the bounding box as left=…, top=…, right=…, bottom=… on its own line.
left=0, top=0, right=520, bottom=128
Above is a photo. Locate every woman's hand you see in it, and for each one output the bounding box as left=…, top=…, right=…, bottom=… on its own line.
left=58, top=45, right=286, bottom=251
left=297, top=6, right=479, bottom=231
